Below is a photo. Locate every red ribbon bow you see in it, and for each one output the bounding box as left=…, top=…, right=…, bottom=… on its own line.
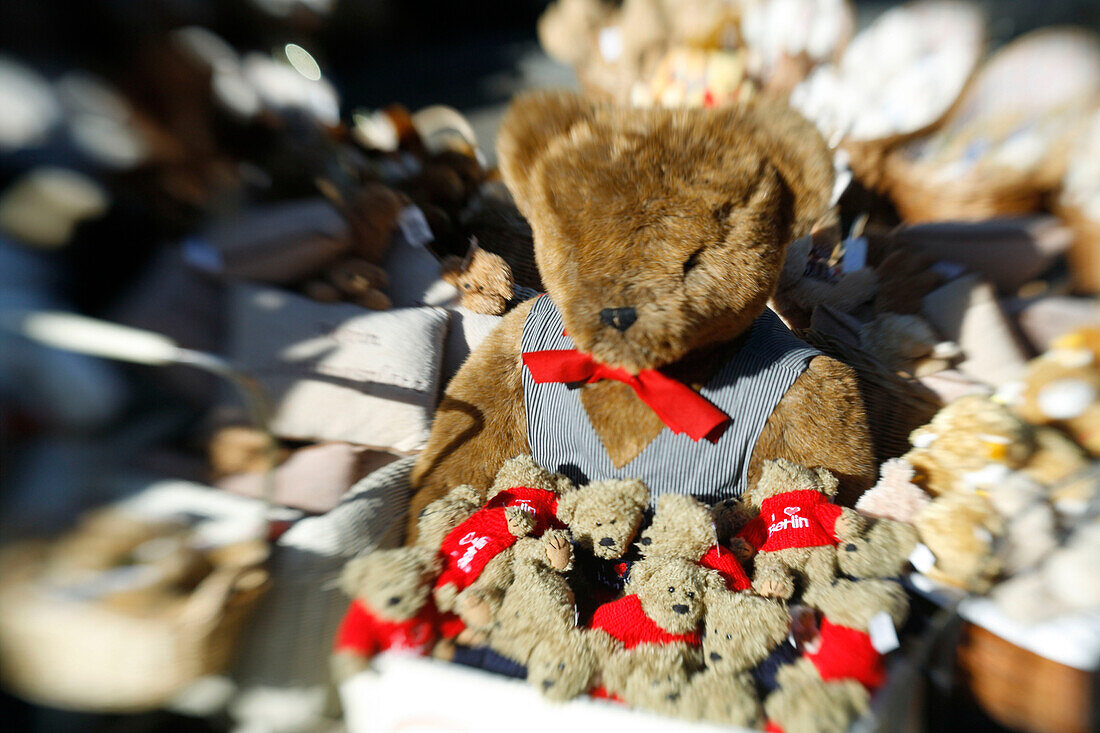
left=522, top=349, right=730, bottom=442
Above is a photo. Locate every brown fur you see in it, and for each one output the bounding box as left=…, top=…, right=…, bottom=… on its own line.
left=407, top=91, right=874, bottom=541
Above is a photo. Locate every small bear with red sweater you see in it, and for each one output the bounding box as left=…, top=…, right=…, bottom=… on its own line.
left=592, top=556, right=722, bottom=701
left=638, top=494, right=753, bottom=592
left=764, top=578, right=909, bottom=733
left=331, top=546, right=458, bottom=683
left=737, top=459, right=866, bottom=598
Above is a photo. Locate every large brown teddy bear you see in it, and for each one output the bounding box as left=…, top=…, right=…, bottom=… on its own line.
left=407, top=90, right=874, bottom=540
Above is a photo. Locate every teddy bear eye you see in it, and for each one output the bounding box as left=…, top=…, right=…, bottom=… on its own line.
left=687, top=592, right=695, bottom=599
left=558, top=662, right=566, bottom=671
left=609, top=519, right=616, bottom=525
left=463, top=283, right=472, bottom=290
left=595, top=521, right=601, bottom=526
left=668, top=586, right=675, bottom=593
left=726, top=634, right=732, bottom=640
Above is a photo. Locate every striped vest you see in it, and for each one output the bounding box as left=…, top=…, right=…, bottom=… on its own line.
left=520, top=296, right=820, bottom=502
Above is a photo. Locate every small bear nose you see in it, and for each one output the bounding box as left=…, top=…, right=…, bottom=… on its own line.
left=542, top=679, right=554, bottom=690
left=600, top=307, right=637, bottom=332
left=672, top=604, right=689, bottom=614
left=388, top=596, right=401, bottom=606
left=845, top=544, right=857, bottom=552
left=599, top=537, right=615, bottom=547
left=709, top=652, right=722, bottom=662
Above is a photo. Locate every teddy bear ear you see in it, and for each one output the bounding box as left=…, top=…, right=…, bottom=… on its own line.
left=497, top=90, right=597, bottom=218
left=339, top=555, right=373, bottom=598
left=813, top=466, right=840, bottom=497
left=618, top=478, right=651, bottom=509
left=555, top=490, right=578, bottom=524
left=727, top=100, right=834, bottom=240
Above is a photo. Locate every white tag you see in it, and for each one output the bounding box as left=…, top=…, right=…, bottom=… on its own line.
left=598, top=27, right=623, bottom=62
left=909, top=542, right=937, bottom=573
left=841, top=236, right=868, bottom=273
left=868, top=611, right=900, bottom=654
left=181, top=236, right=223, bottom=273
left=397, top=205, right=434, bottom=248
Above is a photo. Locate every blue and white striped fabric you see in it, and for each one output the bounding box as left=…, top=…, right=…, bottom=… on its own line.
left=520, top=296, right=820, bottom=502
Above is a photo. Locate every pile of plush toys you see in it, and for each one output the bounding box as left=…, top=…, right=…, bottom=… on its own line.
left=856, top=328, right=1100, bottom=620
left=333, top=455, right=918, bottom=732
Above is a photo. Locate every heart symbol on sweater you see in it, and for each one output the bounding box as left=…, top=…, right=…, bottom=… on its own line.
left=784, top=507, right=799, bottom=517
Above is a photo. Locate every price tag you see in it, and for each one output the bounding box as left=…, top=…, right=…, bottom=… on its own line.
left=868, top=611, right=900, bottom=654
left=909, top=542, right=937, bottom=573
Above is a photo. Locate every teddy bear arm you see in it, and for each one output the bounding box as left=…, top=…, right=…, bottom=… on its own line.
left=749, top=356, right=876, bottom=507
left=407, top=301, right=534, bottom=541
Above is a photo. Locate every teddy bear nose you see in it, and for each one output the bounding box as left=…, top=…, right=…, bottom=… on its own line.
left=600, top=307, right=637, bottom=332
left=672, top=604, right=689, bottom=614
left=542, top=679, right=554, bottom=690
left=388, top=596, right=402, bottom=606
left=599, top=537, right=615, bottom=546
left=709, top=651, right=722, bottom=662
left=845, top=544, right=857, bottom=552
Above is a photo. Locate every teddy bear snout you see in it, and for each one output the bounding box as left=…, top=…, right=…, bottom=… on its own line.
left=599, top=537, right=616, bottom=547
left=600, top=307, right=637, bottom=332
left=672, top=603, right=689, bottom=614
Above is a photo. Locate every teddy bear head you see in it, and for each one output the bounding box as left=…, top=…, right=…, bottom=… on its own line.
left=836, top=518, right=919, bottom=580
left=747, top=458, right=839, bottom=508
left=526, top=629, right=615, bottom=701
left=415, top=484, right=484, bottom=550
left=711, top=495, right=758, bottom=546
left=802, top=578, right=909, bottom=632
left=905, top=395, right=1035, bottom=494
left=497, top=90, right=833, bottom=374
left=638, top=494, right=717, bottom=560
left=700, top=589, right=790, bottom=673
left=440, top=241, right=516, bottom=316
left=340, top=547, right=440, bottom=622
left=487, top=454, right=570, bottom=500
left=556, top=478, right=649, bottom=559
left=626, top=556, right=720, bottom=635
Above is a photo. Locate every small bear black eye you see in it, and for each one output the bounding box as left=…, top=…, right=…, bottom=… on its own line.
left=558, top=662, right=566, bottom=671
left=687, top=592, right=695, bottom=599
left=640, top=537, right=652, bottom=545
left=609, top=519, right=616, bottom=525
left=668, top=586, right=675, bottom=593
left=595, top=521, right=601, bottom=526
left=682, top=247, right=704, bottom=275
left=463, top=283, right=472, bottom=290
left=726, top=634, right=732, bottom=640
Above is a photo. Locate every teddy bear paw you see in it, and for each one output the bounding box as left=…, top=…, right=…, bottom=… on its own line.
left=545, top=533, right=573, bottom=570
left=728, top=537, right=756, bottom=563
left=753, top=576, right=794, bottom=599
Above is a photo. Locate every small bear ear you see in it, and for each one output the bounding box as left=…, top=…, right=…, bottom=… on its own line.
left=813, top=466, right=840, bottom=497
left=618, top=479, right=650, bottom=510
left=339, top=555, right=373, bottom=598
left=497, top=90, right=596, bottom=218
left=555, top=490, right=578, bottom=524
left=725, top=100, right=834, bottom=240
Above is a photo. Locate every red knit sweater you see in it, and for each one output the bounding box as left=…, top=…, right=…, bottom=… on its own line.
left=483, top=486, right=563, bottom=534
left=334, top=600, right=440, bottom=657
left=589, top=594, right=701, bottom=649
left=699, top=544, right=751, bottom=591
left=804, top=618, right=885, bottom=690
left=737, top=490, right=844, bottom=552
left=436, top=507, right=516, bottom=592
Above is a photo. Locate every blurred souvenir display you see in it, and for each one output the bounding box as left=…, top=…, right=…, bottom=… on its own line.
left=2, top=2, right=1100, bottom=733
